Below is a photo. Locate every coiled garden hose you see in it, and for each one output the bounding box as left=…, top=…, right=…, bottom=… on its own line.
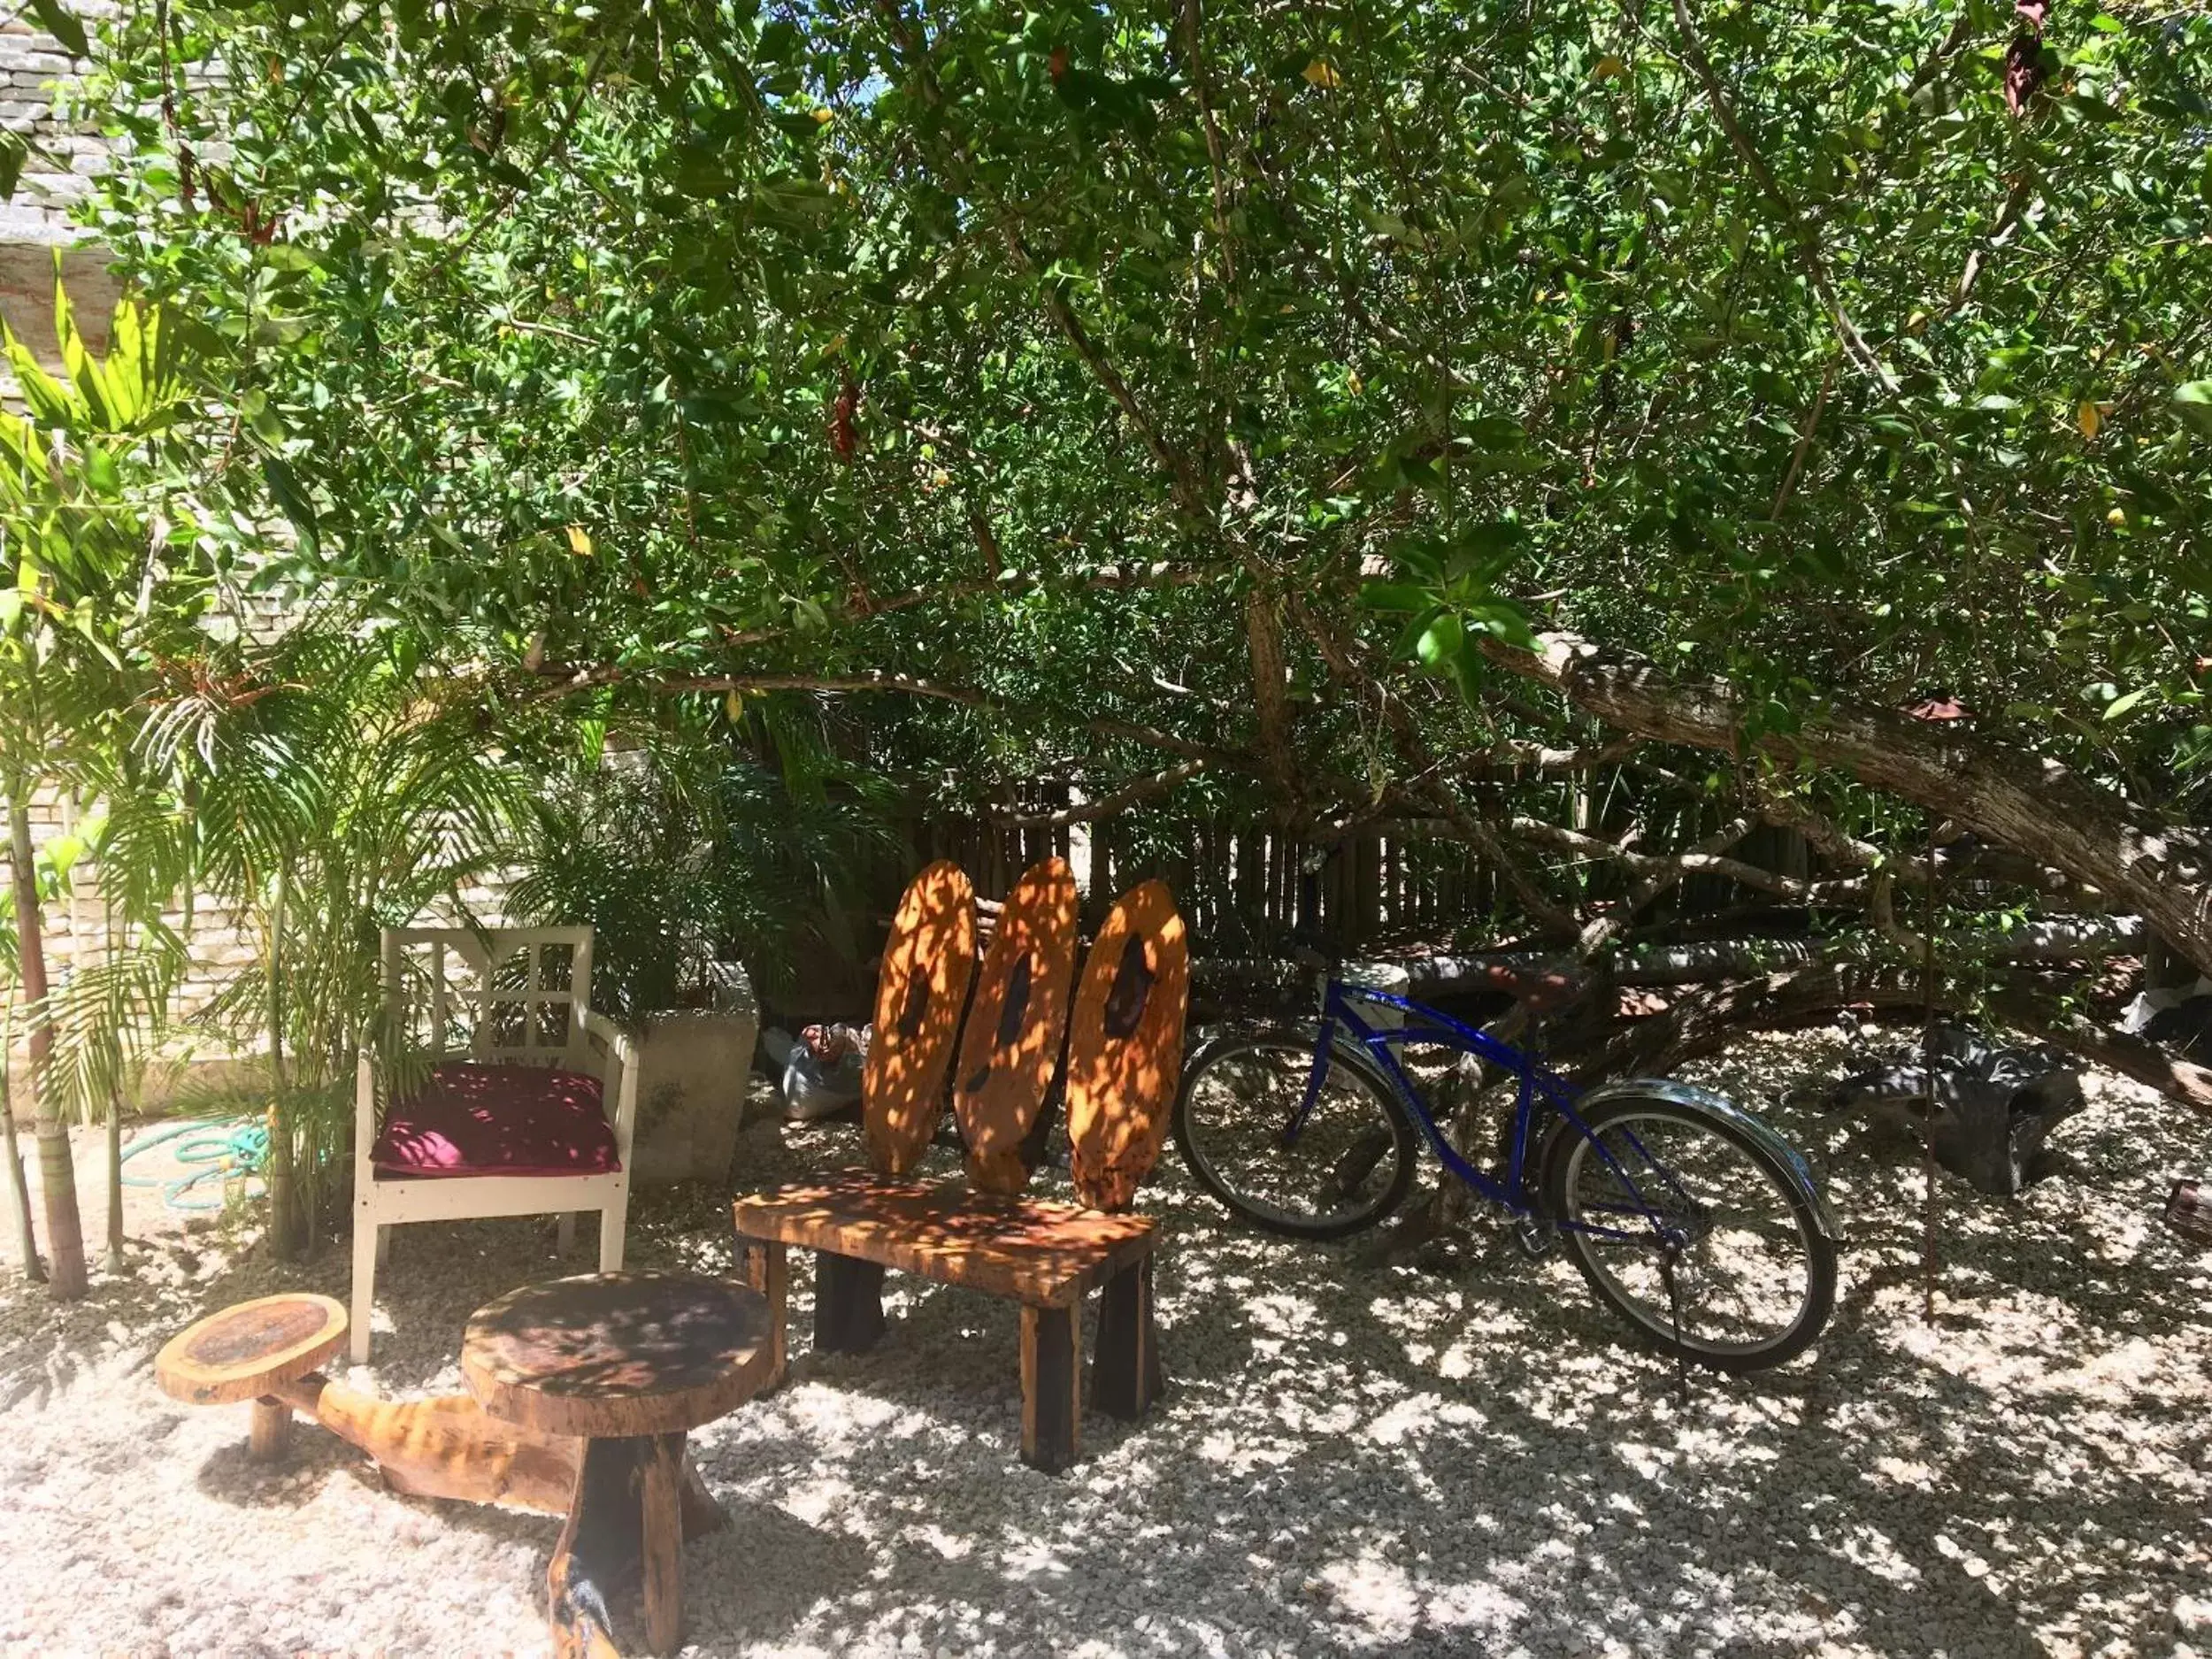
left=119, top=1118, right=268, bottom=1212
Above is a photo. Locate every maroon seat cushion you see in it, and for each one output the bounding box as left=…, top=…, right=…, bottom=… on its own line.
left=371, top=1062, right=618, bottom=1179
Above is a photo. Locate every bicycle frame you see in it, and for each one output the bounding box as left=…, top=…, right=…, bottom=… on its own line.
left=1297, top=979, right=1689, bottom=1244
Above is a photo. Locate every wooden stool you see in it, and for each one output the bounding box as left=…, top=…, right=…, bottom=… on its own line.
left=464, top=1271, right=774, bottom=1658
left=157, top=1293, right=585, bottom=1514
left=155, top=1293, right=348, bottom=1463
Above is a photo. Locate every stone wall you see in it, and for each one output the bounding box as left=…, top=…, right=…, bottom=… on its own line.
left=0, top=0, right=119, bottom=366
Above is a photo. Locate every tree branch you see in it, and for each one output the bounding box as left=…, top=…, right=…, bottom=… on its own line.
left=1575, top=811, right=1757, bottom=962
left=989, top=759, right=1210, bottom=827
left=1769, top=358, right=1837, bottom=520
left=1666, top=0, right=1898, bottom=390
left=713, top=563, right=1225, bottom=649
left=1479, top=628, right=2212, bottom=976
left=1004, top=227, right=1210, bottom=518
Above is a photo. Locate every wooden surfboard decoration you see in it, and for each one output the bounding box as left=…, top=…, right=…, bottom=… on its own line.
left=954, top=857, right=1080, bottom=1194
left=1065, top=880, right=1190, bottom=1213
left=864, top=860, right=979, bottom=1176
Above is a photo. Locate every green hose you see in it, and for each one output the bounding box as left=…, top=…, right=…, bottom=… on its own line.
left=119, top=1118, right=268, bottom=1212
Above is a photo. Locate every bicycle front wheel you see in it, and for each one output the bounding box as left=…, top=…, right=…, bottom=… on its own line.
left=1174, top=1030, right=1418, bottom=1239
left=1543, top=1091, right=1838, bottom=1373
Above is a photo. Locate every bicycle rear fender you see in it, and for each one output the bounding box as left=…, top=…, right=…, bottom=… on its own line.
left=1578, top=1078, right=1846, bottom=1246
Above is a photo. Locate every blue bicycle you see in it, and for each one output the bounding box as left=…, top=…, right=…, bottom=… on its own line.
left=1173, top=966, right=1842, bottom=1372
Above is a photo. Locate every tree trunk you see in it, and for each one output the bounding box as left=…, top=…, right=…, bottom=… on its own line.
left=1484, top=631, right=2212, bottom=978
left=0, top=987, right=42, bottom=1280
left=103, top=918, right=124, bottom=1273
left=5, top=779, right=86, bottom=1299
left=104, top=1086, right=123, bottom=1274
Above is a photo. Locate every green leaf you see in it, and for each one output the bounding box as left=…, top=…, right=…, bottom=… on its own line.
left=2103, top=686, right=2154, bottom=723
left=26, top=0, right=88, bottom=58
left=1359, top=581, right=1433, bottom=612
left=0, top=132, right=25, bottom=202
left=2175, top=381, right=2212, bottom=435
left=262, top=454, right=321, bottom=558
left=1415, top=613, right=1463, bottom=670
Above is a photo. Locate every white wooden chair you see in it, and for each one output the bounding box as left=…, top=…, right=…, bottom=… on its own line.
left=350, top=926, right=637, bottom=1363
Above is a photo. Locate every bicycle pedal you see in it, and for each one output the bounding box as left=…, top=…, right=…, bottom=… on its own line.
left=1513, top=1216, right=1556, bottom=1260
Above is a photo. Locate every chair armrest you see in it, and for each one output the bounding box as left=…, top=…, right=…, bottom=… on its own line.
left=580, top=1006, right=641, bottom=1164
left=580, top=1006, right=637, bottom=1067
left=355, top=1043, right=379, bottom=1185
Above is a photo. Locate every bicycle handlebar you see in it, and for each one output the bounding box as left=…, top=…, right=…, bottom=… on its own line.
left=1285, top=840, right=1584, bottom=1014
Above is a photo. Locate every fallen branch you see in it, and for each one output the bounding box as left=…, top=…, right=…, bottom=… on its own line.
left=1558, top=964, right=2212, bottom=1114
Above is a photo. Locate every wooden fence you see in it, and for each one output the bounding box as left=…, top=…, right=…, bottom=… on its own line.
left=902, top=781, right=1816, bottom=959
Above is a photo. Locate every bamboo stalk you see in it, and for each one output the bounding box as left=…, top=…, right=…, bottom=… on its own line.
left=7, top=774, right=86, bottom=1297
left=0, top=984, right=41, bottom=1279
left=264, top=862, right=299, bottom=1261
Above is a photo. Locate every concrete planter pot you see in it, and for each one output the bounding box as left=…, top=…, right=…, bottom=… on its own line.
left=626, top=962, right=759, bottom=1185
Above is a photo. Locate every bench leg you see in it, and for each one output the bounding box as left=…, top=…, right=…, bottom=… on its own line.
left=1020, top=1303, right=1080, bottom=1473
left=813, top=1250, right=887, bottom=1354
left=739, top=1240, right=788, bottom=1388
left=1091, top=1255, right=1164, bottom=1422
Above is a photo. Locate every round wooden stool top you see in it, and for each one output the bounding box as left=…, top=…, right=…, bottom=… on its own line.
left=462, top=1272, right=774, bottom=1440
left=156, top=1293, right=349, bottom=1407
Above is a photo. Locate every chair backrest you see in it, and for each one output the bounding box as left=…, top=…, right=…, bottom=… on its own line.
left=953, top=858, right=1080, bottom=1194
left=380, top=926, right=596, bottom=1074
left=1064, top=881, right=1189, bottom=1213
left=863, top=864, right=977, bottom=1176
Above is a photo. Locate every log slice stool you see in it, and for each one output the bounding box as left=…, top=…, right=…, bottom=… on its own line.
left=463, top=1271, right=772, bottom=1657
left=155, top=1292, right=349, bottom=1463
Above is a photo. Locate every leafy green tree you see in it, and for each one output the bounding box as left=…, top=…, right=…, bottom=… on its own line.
left=72, top=1, right=2212, bottom=1095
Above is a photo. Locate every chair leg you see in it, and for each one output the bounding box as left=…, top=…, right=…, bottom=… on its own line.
left=349, top=1210, right=378, bottom=1365
left=598, top=1187, right=627, bottom=1272
left=556, top=1211, right=577, bottom=1255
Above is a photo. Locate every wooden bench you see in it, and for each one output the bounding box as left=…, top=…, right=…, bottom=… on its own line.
left=733, top=862, right=1187, bottom=1471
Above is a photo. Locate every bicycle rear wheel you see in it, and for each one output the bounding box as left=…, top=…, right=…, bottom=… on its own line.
left=1542, top=1091, right=1838, bottom=1372
left=1174, top=1029, right=1418, bottom=1239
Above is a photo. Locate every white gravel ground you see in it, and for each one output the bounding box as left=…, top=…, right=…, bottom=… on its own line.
left=0, top=1028, right=2208, bottom=1658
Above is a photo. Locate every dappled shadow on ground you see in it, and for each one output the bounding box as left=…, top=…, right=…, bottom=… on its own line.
left=0, top=1031, right=2205, bottom=1656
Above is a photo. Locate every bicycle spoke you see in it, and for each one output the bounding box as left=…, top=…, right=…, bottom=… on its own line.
left=1559, top=1106, right=1818, bottom=1362
left=1179, top=1038, right=1409, bottom=1234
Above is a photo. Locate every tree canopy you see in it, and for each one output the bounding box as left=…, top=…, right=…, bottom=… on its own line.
left=63, top=1, right=2212, bottom=1002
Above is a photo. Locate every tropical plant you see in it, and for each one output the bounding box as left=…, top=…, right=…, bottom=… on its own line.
left=510, top=706, right=896, bottom=1022
left=0, top=271, right=205, bottom=1295
left=142, top=622, right=532, bottom=1254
